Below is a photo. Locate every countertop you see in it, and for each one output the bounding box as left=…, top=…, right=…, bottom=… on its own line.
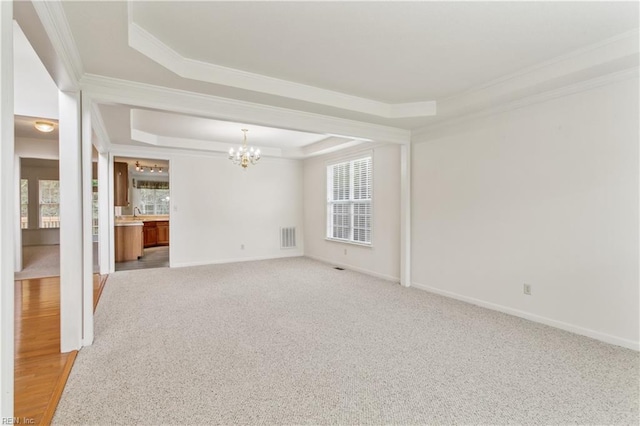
left=114, top=221, right=143, bottom=227
left=115, top=215, right=170, bottom=227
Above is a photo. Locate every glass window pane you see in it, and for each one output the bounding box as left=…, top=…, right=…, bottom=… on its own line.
left=20, top=179, right=28, bottom=229
left=39, top=180, right=60, bottom=228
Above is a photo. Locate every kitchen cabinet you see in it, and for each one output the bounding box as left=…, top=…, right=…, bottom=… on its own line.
left=143, top=221, right=158, bottom=247
left=114, top=223, right=143, bottom=261
left=156, top=221, right=169, bottom=245
left=144, top=220, right=169, bottom=247
left=114, top=162, right=129, bottom=207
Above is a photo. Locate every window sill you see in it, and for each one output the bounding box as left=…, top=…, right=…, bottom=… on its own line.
left=325, top=237, right=372, bottom=248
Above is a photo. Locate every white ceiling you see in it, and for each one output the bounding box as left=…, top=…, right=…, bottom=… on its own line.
left=130, top=1, right=639, bottom=104
left=15, top=1, right=639, bottom=156
left=14, top=21, right=58, bottom=120
left=98, top=103, right=364, bottom=158
left=15, top=115, right=58, bottom=140
left=131, top=109, right=328, bottom=149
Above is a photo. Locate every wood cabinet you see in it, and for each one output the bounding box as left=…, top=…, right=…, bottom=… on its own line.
left=114, top=162, right=129, bottom=207
left=144, top=221, right=169, bottom=247
left=143, top=222, right=157, bottom=247
left=156, top=221, right=169, bottom=245
left=114, top=224, right=143, bottom=262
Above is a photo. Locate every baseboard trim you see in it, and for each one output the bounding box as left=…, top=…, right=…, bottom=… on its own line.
left=305, top=254, right=400, bottom=282
left=171, top=252, right=304, bottom=268
left=411, top=281, right=639, bottom=351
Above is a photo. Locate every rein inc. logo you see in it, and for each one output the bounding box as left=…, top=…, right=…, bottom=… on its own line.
left=2, top=418, right=34, bottom=425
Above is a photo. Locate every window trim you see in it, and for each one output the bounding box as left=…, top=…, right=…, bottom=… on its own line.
left=325, top=153, right=373, bottom=246
left=139, top=187, right=170, bottom=215
left=38, top=179, right=60, bottom=229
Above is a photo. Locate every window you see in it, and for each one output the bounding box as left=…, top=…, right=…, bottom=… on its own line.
left=20, top=179, right=28, bottom=229
left=39, top=180, right=60, bottom=228
left=92, top=180, right=99, bottom=236
left=140, top=188, right=170, bottom=215
left=327, top=156, right=372, bottom=244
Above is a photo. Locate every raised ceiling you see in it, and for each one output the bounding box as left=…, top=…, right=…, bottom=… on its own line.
left=18, top=1, right=639, bottom=154
left=129, top=1, right=638, bottom=103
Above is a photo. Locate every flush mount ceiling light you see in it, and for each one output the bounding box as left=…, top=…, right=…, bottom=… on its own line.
left=228, top=129, right=261, bottom=169
left=34, top=121, right=55, bottom=133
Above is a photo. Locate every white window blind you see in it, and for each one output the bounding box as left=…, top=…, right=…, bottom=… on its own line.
left=327, top=156, right=372, bottom=244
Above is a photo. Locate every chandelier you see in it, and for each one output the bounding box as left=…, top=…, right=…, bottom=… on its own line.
left=228, top=129, right=261, bottom=169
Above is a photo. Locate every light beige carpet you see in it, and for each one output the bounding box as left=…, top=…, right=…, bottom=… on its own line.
left=15, top=245, right=61, bottom=280
left=15, top=244, right=99, bottom=280
left=54, top=257, right=638, bottom=425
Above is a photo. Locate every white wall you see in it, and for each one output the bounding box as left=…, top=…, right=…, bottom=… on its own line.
left=170, top=154, right=304, bottom=267
left=411, top=76, right=639, bottom=349
left=15, top=137, right=58, bottom=159
left=303, top=144, right=401, bottom=281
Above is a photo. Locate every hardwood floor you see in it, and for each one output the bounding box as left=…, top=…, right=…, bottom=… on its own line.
left=14, top=274, right=107, bottom=425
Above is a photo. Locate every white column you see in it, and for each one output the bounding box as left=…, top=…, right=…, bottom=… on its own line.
left=98, top=151, right=110, bottom=275
left=59, top=90, right=83, bottom=352
left=400, top=143, right=411, bottom=287
left=0, top=0, right=13, bottom=417
left=81, top=92, right=93, bottom=346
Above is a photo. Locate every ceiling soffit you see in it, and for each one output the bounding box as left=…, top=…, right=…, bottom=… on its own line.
left=23, top=1, right=639, bottom=155
left=126, top=6, right=436, bottom=119
left=128, top=108, right=367, bottom=159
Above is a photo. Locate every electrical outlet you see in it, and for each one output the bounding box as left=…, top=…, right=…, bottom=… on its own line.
left=523, top=283, right=532, bottom=296
left=241, top=244, right=245, bottom=250
left=344, top=248, right=347, bottom=255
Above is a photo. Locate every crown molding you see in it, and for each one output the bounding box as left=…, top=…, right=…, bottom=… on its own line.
left=80, top=73, right=411, bottom=145
left=447, top=29, right=639, bottom=103
left=431, top=29, right=639, bottom=121
left=412, top=66, right=639, bottom=143
left=127, top=11, right=436, bottom=119
left=30, top=0, right=83, bottom=90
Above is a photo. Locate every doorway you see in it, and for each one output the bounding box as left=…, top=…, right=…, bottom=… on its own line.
left=113, top=156, right=170, bottom=271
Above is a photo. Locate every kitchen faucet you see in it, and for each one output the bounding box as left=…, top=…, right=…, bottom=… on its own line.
left=133, top=207, right=142, bottom=218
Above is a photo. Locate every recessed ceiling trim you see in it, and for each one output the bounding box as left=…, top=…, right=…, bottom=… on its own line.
left=131, top=129, right=284, bottom=157
left=442, top=28, right=639, bottom=104
left=81, top=74, right=412, bottom=145
left=412, top=65, right=640, bottom=143
left=127, top=16, right=436, bottom=119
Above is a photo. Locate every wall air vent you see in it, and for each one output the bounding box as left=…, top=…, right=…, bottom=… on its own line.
left=280, top=227, right=296, bottom=249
